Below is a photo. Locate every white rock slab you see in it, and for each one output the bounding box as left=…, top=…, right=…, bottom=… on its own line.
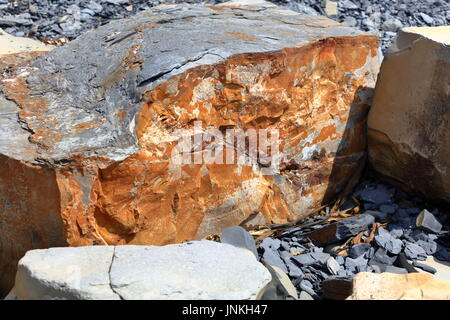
left=110, top=241, right=271, bottom=300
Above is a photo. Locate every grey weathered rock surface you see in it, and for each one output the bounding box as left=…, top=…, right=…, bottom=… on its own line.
left=6, top=241, right=272, bottom=300
left=0, top=0, right=380, bottom=295
left=368, top=26, right=450, bottom=204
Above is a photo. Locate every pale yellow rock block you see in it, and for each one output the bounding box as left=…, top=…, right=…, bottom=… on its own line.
left=347, top=272, right=450, bottom=300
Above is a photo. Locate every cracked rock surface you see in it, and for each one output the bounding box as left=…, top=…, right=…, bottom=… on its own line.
left=5, top=241, right=271, bottom=300
left=0, top=0, right=380, bottom=295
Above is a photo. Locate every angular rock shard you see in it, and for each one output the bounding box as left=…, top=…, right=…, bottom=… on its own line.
left=0, top=28, right=53, bottom=57
left=0, top=0, right=380, bottom=294
left=368, top=26, right=450, bottom=203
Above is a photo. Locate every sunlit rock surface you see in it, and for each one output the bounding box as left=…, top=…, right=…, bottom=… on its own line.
left=0, top=0, right=380, bottom=294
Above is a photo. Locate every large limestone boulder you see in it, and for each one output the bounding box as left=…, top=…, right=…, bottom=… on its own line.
left=6, top=241, right=272, bottom=300
left=368, top=26, right=450, bottom=202
left=347, top=272, right=450, bottom=300
left=0, top=0, right=380, bottom=294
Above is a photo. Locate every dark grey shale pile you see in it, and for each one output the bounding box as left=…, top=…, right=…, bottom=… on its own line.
left=257, top=175, right=450, bottom=300
left=1, top=0, right=449, bottom=51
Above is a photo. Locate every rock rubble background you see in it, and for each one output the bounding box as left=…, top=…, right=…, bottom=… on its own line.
left=1, top=0, right=449, bottom=51
left=257, top=171, right=450, bottom=299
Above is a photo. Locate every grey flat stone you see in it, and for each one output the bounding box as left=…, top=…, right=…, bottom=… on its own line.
left=306, top=214, right=375, bottom=245
left=292, top=253, right=316, bottom=267
left=260, top=237, right=281, bottom=251
left=416, top=239, right=438, bottom=255
left=379, top=204, right=397, bottom=214
left=262, top=248, right=288, bottom=274
left=413, top=261, right=437, bottom=274
left=280, top=252, right=303, bottom=278
left=7, top=246, right=119, bottom=300
left=335, top=214, right=375, bottom=241
left=389, top=225, right=404, bottom=238
left=348, top=243, right=372, bottom=258
left=221, top=226, right=258, bottom=258
left=359, top=185, right=392, bottom=205
left=369, top=248, right=397, bottom=266
left=310, top=252, right=331, bottom=264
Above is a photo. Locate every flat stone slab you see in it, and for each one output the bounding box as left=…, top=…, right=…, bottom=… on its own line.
left=0, top=0, right=380, bottom=295
left=6, top=241, right=272, bottom=300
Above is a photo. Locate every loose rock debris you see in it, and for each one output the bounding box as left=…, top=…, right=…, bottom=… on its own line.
left=1, top=0, right=449, bottom=52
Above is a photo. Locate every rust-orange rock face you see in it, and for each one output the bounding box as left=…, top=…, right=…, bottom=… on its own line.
left=0, top=0, right=380, bottom=294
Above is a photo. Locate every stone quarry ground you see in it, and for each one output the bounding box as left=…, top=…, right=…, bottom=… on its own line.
left=1, top=0, right=450, bottom=300
left=1, top=0, right=449, bottom=51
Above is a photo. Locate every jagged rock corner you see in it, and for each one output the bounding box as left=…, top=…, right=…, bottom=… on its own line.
left=368, top=26, right=450, bottom=202
left=347, top=272, right=450, bottom=300
left=0, top=0, right=381, bottom=295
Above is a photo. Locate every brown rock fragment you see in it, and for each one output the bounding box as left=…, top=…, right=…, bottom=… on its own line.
left=347, top=272, right=450, bottom=300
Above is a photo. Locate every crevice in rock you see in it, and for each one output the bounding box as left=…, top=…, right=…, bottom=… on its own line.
left=108, top=247, right=125, bottom=300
